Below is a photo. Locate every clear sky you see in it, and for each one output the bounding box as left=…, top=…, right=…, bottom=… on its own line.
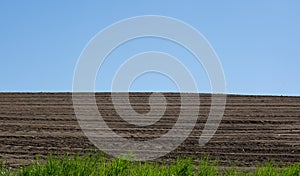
left=0, top=1, right=299, bottom=95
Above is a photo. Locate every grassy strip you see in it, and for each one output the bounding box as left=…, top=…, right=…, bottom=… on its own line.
left=0, top=153, right=299, bottom=176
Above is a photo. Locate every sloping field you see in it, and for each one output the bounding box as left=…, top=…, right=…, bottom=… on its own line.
left=0, top=93, right=299, bottom=168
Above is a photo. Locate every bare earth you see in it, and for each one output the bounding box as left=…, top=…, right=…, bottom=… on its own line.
left=0, top=93, right=299, bottom=168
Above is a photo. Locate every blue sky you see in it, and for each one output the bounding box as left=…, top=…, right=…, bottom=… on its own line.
left=0, top=1, right=299, bottom=95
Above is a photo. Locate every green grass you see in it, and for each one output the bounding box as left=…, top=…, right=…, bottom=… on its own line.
left=0, top=153, right=299, bottom=176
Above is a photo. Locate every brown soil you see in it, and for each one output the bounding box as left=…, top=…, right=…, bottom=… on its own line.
left=0, top=93, right=299, bottom=167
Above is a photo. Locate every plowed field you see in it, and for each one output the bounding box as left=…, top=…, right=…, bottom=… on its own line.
left=0, top=93, right=299, bottom=168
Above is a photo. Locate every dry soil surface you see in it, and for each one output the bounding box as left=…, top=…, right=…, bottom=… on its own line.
left=0, top=93, right=299, bottom=168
